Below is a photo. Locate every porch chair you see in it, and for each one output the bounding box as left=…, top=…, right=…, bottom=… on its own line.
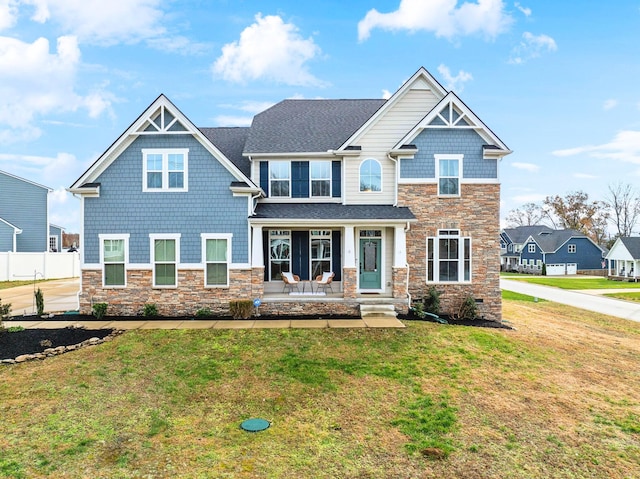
left=282, top=272, right=300, bottom=293
left=315, top=271, right=335, bottom=293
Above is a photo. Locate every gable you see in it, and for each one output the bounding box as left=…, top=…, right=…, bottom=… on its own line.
left=69, top=95, right=255, bottom=193
left=393, top=92, right=510, bottom=158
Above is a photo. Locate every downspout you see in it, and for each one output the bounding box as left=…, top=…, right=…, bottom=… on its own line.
left=404, top=221, right=411, bottom=308
left=387, top=153, right=399, bottom=206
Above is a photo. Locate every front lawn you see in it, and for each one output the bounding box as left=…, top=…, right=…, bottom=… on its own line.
left=604, top=291, right=640, bottom=303
left=501, top=274, right=640, bottom=290
left=1, top=300, right=639, bottom=478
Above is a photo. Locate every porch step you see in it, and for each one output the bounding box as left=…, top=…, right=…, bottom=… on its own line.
left=359, top=304, right=397, bottom=319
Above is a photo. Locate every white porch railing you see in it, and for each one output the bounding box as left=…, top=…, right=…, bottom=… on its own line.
left=0, top=252, right=80, bottom=281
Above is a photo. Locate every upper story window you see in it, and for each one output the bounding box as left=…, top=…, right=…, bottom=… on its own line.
left=436, top=154, right=462, bottom=196
left=142, top=149, right=188, bottom=192
left=360, top=159, right=381, bottom=192
left=310, top=161, right=331, bottom=197
left=568, top=244, right=576, bottom=253
left=100, top=234, right=129, bottom=287
left=528, top=244, right=536, bottom=253
left=270, top=161, right=290, bottom=197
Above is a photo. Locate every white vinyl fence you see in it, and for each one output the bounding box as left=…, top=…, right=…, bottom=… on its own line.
left=0, top=252, right=80, bottom=282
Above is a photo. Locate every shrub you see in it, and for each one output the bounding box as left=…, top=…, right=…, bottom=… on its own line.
left=92, top=302, right=108, bottom=320
left=542, top=263, right=547, bottom=276
left=423, top=286, right=441, bottom=315
left=196, top=307, right=213, bottom=317
left=35, top=288, right=44, bottom=316
left=456, top=295, right=478, bottom=320
left=0, top=297, right=11, bottom=331
left=143, top=303, right=159, bottom=317
left=229, top=300, right=253, bottom=320
left=410, top=301, right=426, bottom=319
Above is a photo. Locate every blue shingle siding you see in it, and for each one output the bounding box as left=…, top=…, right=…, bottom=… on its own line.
left=546, top=238, right=604, bottom=270
left=84, top=134, right=249, bottom=264
left=399, top=129, right=497, bottom=179
left=0, top=221, right=14, bottom=251
left=49, top=225, right=63, bottom=251
left=0, top=172, right=49, bottom=252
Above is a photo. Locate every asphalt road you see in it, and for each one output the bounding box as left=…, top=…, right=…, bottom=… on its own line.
left=500, top=278, right=640, bottom=323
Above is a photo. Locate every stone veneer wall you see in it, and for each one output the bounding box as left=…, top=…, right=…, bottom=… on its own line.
left=80, top=268, right=256, bottom=316
left=398, top=183, right=502, bottom=321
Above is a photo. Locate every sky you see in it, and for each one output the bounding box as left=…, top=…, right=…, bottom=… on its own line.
left=1, top=0, right=639, bottom=235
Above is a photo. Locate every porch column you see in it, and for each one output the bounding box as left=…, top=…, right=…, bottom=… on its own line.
left=251, top=225, right=263, bottom=268
left=393, top=226, right=407, bottom=267
left=343, top=226, right=355, bottom=267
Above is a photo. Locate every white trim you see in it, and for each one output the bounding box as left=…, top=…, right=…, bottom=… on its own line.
left=99, top=233, right=130, bottom=288
left=142, top=148, right=189, bottom=192
left=309, top=160, right=332, bottom=198
left=201, top=233, right=233, bottom=288
left=435, top=154, right=462, bottom=197
left=356, top=228, right=385, bottom=293
left=359, top=158, right=383, bottom=193
left=426, top=230, right=472, bottom=284
left=397, top=177, right=499, bottom=185
left=268, top=160, right=291, bottom=198
left=149, top=233, right=181, bottom=288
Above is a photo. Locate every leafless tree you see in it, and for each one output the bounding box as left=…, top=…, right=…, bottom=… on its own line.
left=505, top=202, right=547, bottom=227
left=605, top=182, right=640, bottom=238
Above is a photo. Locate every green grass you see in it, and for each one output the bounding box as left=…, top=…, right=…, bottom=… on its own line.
left=1, top=301, right=639, bottom=478
left=0, top=279, right=50, bottom=290
left=501, top=274, right=640, bottom=290
left=502, top=290, right=547, bottom=302
left=603, top=291, right=640, bottom=302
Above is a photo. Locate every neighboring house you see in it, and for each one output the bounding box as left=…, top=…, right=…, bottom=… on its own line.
left=500, top=225, right=554, bottom=271
left=49, top=224, right=65, bottom=252
left=518, top=228, right=606, bottom=275
left=605, top=237, right=640, bottom=281
left=68, top=67, right=511, bottom=320
left=0, top=170, right=53, bottom=252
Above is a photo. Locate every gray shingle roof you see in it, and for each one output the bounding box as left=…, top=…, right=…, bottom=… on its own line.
left=200, top=127, right=251, bottom=177
left=243, top=99, right=386, bottom=154
left=253, top=203, right=415, bottom=221
left=620, top=237, right=640, bottom=259
left=502, top=225, right=554, bottom=244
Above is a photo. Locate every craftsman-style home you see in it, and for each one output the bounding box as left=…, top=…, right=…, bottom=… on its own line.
left=69, top=67, right=511, bottom=320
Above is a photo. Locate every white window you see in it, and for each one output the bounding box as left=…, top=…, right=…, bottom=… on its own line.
left=150, top=234, right=180, bottom=287
left=310, top=161, right=331, bottom=197
left=100, top=234, right=129, bottom=287
left=359, top=159, right=381, bottom=192
left=202, top=234, right=231, bottom=287
left=270, top=161, right=290, bottom=197
left=49, top=236, right=58, bottom=252
left=310, top=230, right=331, bottom=279
left=142, top=149, right=188, bottom=192
left=568, top=244, right=576, bottom=253
left=528, top=244, right=536, bottom=253
left=427, top=230, right=471, bottom=283
left=269, top=230, right=291, bottom=280
left=435, top=154, right=462, bottom=196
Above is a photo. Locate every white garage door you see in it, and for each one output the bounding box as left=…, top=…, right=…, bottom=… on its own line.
left=566, top=263, right=577, bottom=275
left=546, top=264, right=566, bottom=275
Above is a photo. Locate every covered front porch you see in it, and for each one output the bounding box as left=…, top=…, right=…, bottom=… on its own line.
left=249, top=203, right=415, bottom=314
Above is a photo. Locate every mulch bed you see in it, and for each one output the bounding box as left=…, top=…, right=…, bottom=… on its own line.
left=1, top=327, right=115, bottom=361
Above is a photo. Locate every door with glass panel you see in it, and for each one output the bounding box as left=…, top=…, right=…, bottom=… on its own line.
left=359, top=230, right=382, bottom=290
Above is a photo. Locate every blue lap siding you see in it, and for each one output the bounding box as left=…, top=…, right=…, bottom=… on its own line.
left=83, top=135, right=249, bottom=264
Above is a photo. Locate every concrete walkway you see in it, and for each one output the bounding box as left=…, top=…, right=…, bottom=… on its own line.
left=500, top=278, right=640, bottom=323
left=1, top=278, right=405, bottom=329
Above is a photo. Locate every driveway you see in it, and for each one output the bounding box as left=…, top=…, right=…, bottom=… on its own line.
left=1, top=278, right=80, bottom=316
left=500, top=278, right=640, bottom=323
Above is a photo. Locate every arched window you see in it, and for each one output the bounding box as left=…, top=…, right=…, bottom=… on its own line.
left=359, top=159, right=381, bottom=192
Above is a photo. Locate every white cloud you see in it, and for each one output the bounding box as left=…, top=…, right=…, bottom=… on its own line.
left=509, top=31, right=557, bottom=64
left=23, top=0, right=166, bottom=46
left=357, top=0, right=513, bottom=42
left=0, top=35, right=112, bottom=143
left=603, top=99, right=618, bottom=110
left=213, top=14, right=325, bottom=87
left=553, top=130, right=640, bottom=165
left=437, top=64, right=472, bottom=92
left=573, top=172, right=597, bottom=179
left=0, top=0, right=18, bottom=30
left=212, top=115, right=253, bottom=127
left=511, top=161, right=539, bottom=172
left=382, top=89, right=392, bottom=99
left=514, top=2, right=531, bottom=17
